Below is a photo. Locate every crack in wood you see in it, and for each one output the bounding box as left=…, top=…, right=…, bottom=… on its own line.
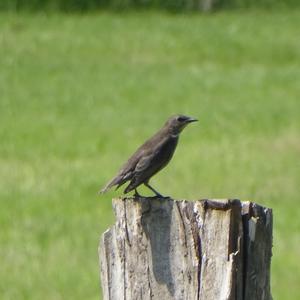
left=175, top=201, right=188, bottom=250
left=122, top=238, right=126, bottom=300
left=123, top=200, right=131, bottom=247
left=147, top=266, right=153, bottom=299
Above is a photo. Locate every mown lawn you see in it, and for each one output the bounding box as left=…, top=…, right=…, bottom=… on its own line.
left=0, top=10, right=299, bottom=300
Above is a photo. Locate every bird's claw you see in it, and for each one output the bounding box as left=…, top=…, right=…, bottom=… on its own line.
left=152, top=192, right=170, bottom=199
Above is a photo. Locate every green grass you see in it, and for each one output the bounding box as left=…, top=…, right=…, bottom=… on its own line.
left=0, top=10, right=299, bottom=299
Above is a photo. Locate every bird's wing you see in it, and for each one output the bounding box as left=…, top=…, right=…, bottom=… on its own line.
left=124, top=135, right=178, bottom=193
left=135, top=153, right=154, bottom=174
left=100, top=127, right=175, bottom=195
left=123, top=153, right=155, bottom=194
left=135, top=134, right=177, bottom=175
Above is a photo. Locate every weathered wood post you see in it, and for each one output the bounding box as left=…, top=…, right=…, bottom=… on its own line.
left=99, top=198, right=272, bottom=300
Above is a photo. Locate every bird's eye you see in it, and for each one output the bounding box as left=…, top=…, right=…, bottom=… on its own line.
left=177, top=116, right=186, bottom=122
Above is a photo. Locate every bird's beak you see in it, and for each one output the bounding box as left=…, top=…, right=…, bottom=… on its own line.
left=187, top=117, right=198, bottom=123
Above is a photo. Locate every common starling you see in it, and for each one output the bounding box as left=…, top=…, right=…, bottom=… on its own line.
left=99, top=114, right=197, bottom=197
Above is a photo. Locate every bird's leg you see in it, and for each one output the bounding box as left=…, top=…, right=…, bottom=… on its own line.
left=134, top=189, right=141, bottom=198
left=144, top=182, right=165, bottom=198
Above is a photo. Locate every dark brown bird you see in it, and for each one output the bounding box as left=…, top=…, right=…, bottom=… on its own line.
left=99, top=114, right=197, bottom=197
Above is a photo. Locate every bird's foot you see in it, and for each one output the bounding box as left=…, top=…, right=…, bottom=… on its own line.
left=153, top=192, right=170, bottom=199
left=155, top=193, right=163, bottom=198
left=159, top=195, right=171, bottom=200
left=144, top=182, right=169, bottom=199
left=134, top=189, right=143, bottom=198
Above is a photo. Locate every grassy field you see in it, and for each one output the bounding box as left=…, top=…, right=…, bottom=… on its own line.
left=0, top=10, right=299, bottom=299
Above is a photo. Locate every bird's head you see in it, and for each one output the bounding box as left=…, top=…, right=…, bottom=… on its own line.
left=165, top=114, right=198, bottom=136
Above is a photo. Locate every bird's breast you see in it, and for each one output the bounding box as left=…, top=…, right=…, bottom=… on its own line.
left=153, top=136, right=178, bottom=169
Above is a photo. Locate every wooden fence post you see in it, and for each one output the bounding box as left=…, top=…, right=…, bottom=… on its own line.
left=99, top=198, right=272, bottom=300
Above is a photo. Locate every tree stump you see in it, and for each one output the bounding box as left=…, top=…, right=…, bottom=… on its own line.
left=99, top=198, right=272, bottom=300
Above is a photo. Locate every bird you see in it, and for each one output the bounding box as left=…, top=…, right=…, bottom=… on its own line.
left=99, top=114, right=197, bottom=197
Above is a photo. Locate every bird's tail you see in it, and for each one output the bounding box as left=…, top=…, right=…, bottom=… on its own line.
left=98, top=187, right=108, bottom=195
left=98, top=182, right=113, bottom=195
left=98, top=176, right=123, bottom=195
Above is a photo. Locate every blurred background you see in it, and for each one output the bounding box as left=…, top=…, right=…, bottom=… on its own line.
left=0, top=1, right=299, bottom=299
